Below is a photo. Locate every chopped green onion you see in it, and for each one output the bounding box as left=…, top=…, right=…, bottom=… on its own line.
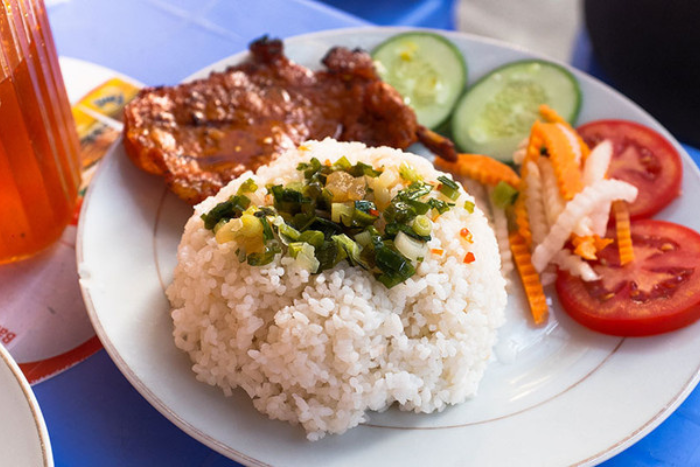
left=297, top=158, right=322, bottom=179
left=278, top=222, right=301, bottom=242
left=399, top=162, right=422, bottom=182
left=331, top=202, right=354, bottom=224
left=384, top=223, right=430, bottom=242
left=293, top=243, right=320, bottom=273
left=237, top=178, right=258, bottom=194
left=464, top=200, right=475, bottom=213
left=334, top=156, right=352, bottom=170
left=383, top=200, right=415, bottom=225
left=288, top=242, right=305, bottom=258
left=291, top=213, right=316, bottom=231
left=437, top=175, right=460, bottom=201
left=347, top=161, right=382, bottom=178
left=247, top=242, right=281, bottom=266
left=309, top=217, right=343, bottom=238
left=254, top=206, right=276, bottom=218
left=376, top=273, right=405, bottom=288
left=427, top=198, right=452, bottom=215
left=332, top=234, right=366, bottom=268
left=407, top=199, right=431, bottom=216
left=491, top=181, right=519, bottom=209
left=351, top=200, right=379, bottom=227
left=259, top=216, right=274, bottom=242
left=412, top=215, right=432, bottom=237
left=301, top=181, right=322, bottom=200
left=375, top=245, right=413, bottom=275
left=201, top=195, right=251, bottom=230
left=394, top=231, right=428, bottom=262
left=320, top=187, right=334, bottom=207
left=383, top=181, right=436, bottom=225
left=375, top=246, right=415, bottom=288
left=402, top=181, right=433, bottom=200
left=354, top=230, right=372, bottom=247
left=316, top=240, right=341, bottom=272
left=270, top=185, right=307, bottom=214
left=366, top=225, right=381, bottom=237
left=202, top=154, right=434, bottom=287
left=354, top=199, right=376, bottom=214
left=298, top=230, right=325, bottom=249
left=285, top=181, right=304, bottom=192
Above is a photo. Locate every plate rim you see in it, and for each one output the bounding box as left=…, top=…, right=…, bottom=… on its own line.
left=0, top=344, right=54, bottom=467
left=77, top=25, right=700, bottom=467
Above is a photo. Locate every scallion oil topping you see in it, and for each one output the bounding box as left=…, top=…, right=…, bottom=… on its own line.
left=200, top=157, right=464, bottom=287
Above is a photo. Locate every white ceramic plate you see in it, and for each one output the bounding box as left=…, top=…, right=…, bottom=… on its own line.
left=78, top=27, right=700, bottom=467
left=0, top=344, right=53, bottom=467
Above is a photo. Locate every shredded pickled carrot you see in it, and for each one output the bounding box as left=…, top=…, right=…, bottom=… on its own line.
left=513, top=195, right=533, bottom=248
left=431, top=248, right=444, bottom=256
left=572, top=235, right=598, bottom=260
left=523, top=121, right=545, bottom=168
left=523, top=161, right=548, bottom=245
left=539, top=104, right=567, bottom=125
left=613, top=200, right=635, bottom=265
left=509, top=231, right=548, bottom=325
left=434, top=153, right=521, bottom=188
left=463, top=252, right=476, bottom=264
left=534, top=122, right=584, bottom=200
left=594, top=235, right=614, bottom=251
left=571, top=234, right=614, bottom=260
left=531, top=179, right=638, bottom=272
left=539, top=104, right=591, bottom=162
left=510, top=123, right=548, bottom=250
left=571, top=234, right=612, bottom=260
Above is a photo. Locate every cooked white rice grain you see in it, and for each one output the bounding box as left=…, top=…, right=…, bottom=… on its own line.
left=167, top=139, right=507, bottom=440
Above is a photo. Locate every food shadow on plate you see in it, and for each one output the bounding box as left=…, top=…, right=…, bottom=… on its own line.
left=107, top=141, right=173, bottom=226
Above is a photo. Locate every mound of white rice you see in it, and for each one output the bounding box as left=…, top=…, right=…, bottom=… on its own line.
left=167, top=139, right=507, bottom=440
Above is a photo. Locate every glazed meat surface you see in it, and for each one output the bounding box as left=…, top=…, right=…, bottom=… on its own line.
left=123, top=37, right=453, bottom=204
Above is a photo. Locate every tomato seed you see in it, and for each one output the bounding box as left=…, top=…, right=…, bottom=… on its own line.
left=601, top=292, right=615, bottom=301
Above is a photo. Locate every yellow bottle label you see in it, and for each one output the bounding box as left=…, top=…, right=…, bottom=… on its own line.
left=70, top=77, right=142, bottom=187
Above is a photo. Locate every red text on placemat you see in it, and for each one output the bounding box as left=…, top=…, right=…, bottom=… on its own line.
left=0, top=325, right=17, bottom=344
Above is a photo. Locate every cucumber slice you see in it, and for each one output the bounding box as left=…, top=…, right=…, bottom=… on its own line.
left=451, top=60, right=581, bottom=161
left=372, top=32, right=467, bottom=129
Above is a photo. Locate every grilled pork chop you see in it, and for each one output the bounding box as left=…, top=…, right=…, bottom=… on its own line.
left=123, top=36, right=455, bottom=204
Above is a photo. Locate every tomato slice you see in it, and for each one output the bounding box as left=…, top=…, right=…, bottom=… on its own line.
left=577, top=120, right=682, bottom=219
left=556, top=220, right=700, bottom=336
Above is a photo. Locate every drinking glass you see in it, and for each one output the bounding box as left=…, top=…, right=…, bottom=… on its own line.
left=0, top=0, right=81, bottom=264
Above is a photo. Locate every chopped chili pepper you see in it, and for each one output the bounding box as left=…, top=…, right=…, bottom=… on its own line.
left=463, top=252, right=476, bottom=264
left=460, top=228, right=473, bottom=243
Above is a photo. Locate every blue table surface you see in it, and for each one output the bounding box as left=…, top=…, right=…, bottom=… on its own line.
left=34, top=0, right=700, bottom=466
